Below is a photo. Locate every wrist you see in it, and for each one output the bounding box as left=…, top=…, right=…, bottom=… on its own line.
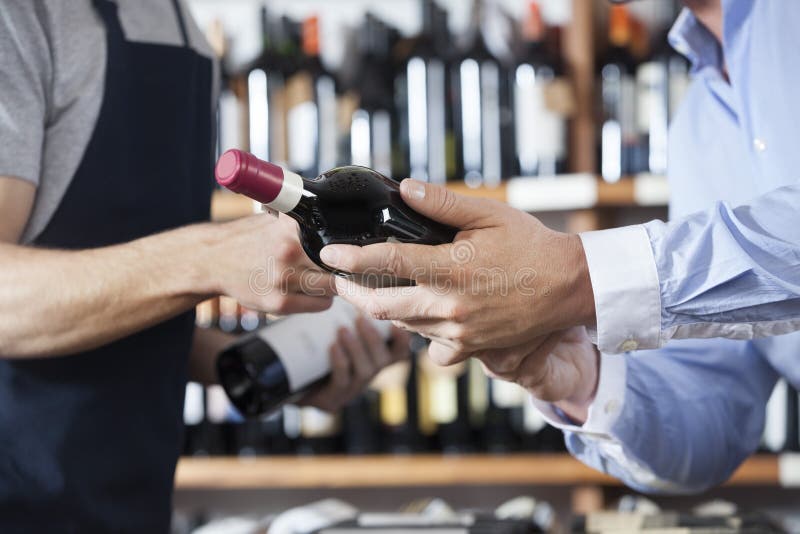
left=147, top=222, right=223, bottom=297
left=556, top=345, right=600, bottom=424
left=562, top=233, right=596, bottom=329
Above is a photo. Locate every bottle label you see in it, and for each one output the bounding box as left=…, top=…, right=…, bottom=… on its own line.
left=256, top=298, right=391, bottom=392
left=514, top=65, right=567, bottom=175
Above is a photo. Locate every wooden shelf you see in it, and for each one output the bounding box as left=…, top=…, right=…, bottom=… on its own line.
left=211, top=174, right=668, bottom=222
left=211, top=190, right=256, bottom=221
left=174, top=453, right=780, bottom=491
left=449, top=174, right=669, bottom=211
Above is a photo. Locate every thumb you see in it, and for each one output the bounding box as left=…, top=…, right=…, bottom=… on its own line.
left=400, top=179, right=497, bottom=230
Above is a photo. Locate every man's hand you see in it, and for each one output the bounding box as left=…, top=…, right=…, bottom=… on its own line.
left=320, top=179, right=595, bottom=363
left=208, top=213, right=336, bottom=315
left=300, top=318, right=411, bottom=412
left=470, top=327, right=599, bottom=423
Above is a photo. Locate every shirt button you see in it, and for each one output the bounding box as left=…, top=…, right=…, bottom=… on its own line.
left=753, top=138, right=767, bottom=152
left=620, top=339, right=638, bottom=352
left=604, top=399, right=620, bottom=415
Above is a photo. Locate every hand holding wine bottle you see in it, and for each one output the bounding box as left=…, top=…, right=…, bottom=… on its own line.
left=215, top=149, right=457, bottom=286
left=299, top=318, right=411, bottom=413
left=476, top=326, right=600, bottom=424
left=210, top=213, right=336, bottom=314
left=320, top=179, right=597, bottom=365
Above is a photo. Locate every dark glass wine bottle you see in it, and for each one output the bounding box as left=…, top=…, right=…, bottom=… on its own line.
left=599, top=5, right=637, bottom=183
left=347, top=14, right=396, bottom=178
left=218, top=299, right=390, bottom=418
left=215, top=149, right=457, bottom=278
left=285, top=16, right=338, bottom=178
left=451, top=0, right=512, bottom=188
left=395, top=0, right=453, bottom=185
left=512, top=1, right=568, bottom=177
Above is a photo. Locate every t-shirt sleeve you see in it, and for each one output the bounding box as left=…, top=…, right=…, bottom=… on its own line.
left=0, top=2, right=52, bottom=186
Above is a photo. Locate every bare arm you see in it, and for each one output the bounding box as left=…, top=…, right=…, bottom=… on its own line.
left=0, top=176, right=335, bottom=359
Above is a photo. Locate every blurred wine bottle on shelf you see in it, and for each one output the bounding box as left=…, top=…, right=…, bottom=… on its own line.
left=763, top=379, right=800, bottom=453
left=599, top=5, right=637, bottom=183
left=342, top=391, right=382, bottom=455
left=344, top=14, right=396, bottom=178
left=512, top=1, right=569, bottom=178
left=286, top=15, right=338, bottom=178
left=247, top=9, right=299, bottom=167
left=419, top=352, right=474, bottom=453
left=485, top=379, right=524, bottom=453
left=633, top=13, right=688, bottom=176
left=374, top=359, right=421, bottom=454
left=296, top=406, right=342, bottom=455
left=394, top=0, right=455, bottom=185
left=452, top=0, right=512, bottom=189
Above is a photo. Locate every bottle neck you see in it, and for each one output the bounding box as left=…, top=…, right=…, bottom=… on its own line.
left=215, top=150, right=308, bottom=214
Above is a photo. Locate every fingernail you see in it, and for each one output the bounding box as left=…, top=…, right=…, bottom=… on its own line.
left=320, top=246, right=339, bottom=266
left=402, top=179, right=426, bottom=200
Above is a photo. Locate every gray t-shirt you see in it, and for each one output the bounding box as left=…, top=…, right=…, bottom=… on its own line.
left=0, top=0, right=216, bottom=243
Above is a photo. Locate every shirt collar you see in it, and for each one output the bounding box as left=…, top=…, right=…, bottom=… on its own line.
left=668, top=8, right=724, bottom=74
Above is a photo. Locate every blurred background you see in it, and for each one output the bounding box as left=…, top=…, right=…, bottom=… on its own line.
left=174, top=0, right=800, bottom=532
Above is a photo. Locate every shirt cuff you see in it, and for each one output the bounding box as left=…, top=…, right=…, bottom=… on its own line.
left=579, top=226, right=662, bottom=354
left=530, top=352, right=627, bottom=440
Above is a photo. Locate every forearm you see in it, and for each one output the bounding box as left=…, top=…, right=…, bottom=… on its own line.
left=0, top=223, right=223, bottom=358
left=189, top=327, right=236, bottom=385
left=581, top=184, right=800, bottom=354
left=554, top=339, right=777, bottom=493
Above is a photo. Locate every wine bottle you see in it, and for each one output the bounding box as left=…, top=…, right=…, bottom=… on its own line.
left=786, top=384, right=800, bottom=453
left=182, top=381, right=206, bottom=456
left=286, top=16, right=338, bottom=178
left=217, top=298, right=390, bottom=418
left=296, top=406, right=343, bottom=455
left=451, top=0, right=511, bottom=188
left=418, top=350, right=473, bottom=453
left=373, top=359, right=420, bottom=453
left=214, top=149, right=457, bottom=278
left=512, top=1, right=568, bottom=177
left=763, top=378, right=789, bottom=453
left=349, top=14, right=395, bottom=178
left=247, top=7, right=286, bottom=166
left=342, top=391, right=382, bottom=455
left=599, top=5, right=637, bottom=183
left=484, top=378, right=523, bottom=453
left=396, top=0, right=453, bottom=185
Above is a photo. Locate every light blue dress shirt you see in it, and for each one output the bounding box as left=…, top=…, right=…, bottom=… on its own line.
left=561, top=1, right=800, bottom=492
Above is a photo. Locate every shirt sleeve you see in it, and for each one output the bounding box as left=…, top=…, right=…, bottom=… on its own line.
left=539, top=337, right=779, bottom=493
left=581, top=184, right=800, bottom=354
left=0, top=2, right=51, bottom=185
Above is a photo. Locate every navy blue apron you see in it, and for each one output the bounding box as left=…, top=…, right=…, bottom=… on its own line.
left=0, top=0, right=213, bottom=531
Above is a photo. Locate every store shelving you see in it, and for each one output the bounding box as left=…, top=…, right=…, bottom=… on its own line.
left=210, top=174, right=669, bottom=222
left=174, top=453, right=782, bottom=490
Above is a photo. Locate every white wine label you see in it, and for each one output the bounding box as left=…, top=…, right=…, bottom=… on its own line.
left=206, top=384, right=235, bottom=423
left=764, top=379, right=788, bottom=452
left=523, top=397, right=547, bottom=433
left=247, top=69, right=269, bottom=161
left=300, top=406, right=341, bottom=438
left=779, top=453, right=800, bottom=487
left=317, top=76, right=338, bottom=171
left=491, top=378, right=526, bottom=408
left=514, top=65, right=567, bottom=175
left=257, top=298, right=391, bottom=393
left=183, top=382, right=204, bottom=426
left=288, top=100, right=318, bottom=173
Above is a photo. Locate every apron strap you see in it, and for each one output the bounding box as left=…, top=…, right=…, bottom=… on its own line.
left=91, top=0, right=125, bottom=41
left=170, top=0, right=191, bottom=48
left=91, top=0, right=191, bottom=48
